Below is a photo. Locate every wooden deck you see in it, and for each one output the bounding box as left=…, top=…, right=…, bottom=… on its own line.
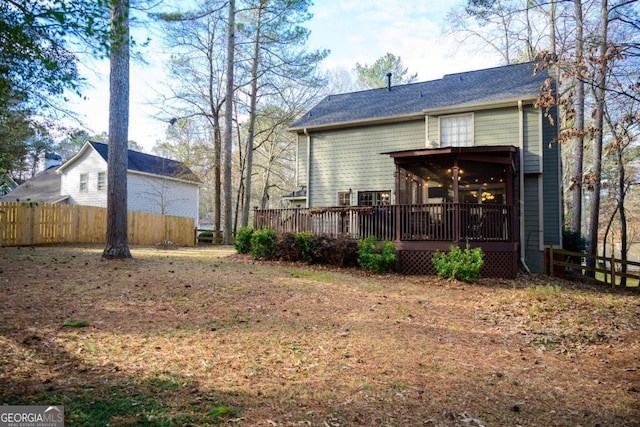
left=253, top=203, right=518, bottom=278
left=254, top=203, right=515, bottom=243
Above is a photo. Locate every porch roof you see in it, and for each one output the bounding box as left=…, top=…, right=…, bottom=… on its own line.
left=386, top=145, right=517, bottom=167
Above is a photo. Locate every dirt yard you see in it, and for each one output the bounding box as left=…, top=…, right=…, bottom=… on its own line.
left=0, top=245, right=638, bottom=426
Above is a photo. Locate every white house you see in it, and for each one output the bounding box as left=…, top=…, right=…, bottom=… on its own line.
left=59, top=141, right=200, bottom=223
left=3, top=141, right=201, bottom=224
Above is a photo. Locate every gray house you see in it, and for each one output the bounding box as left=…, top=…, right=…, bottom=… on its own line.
left=255, top=62, right=562, bottom=277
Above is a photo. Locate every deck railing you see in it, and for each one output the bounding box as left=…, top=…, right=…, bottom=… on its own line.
left=254, top=203, right=515, bottom=242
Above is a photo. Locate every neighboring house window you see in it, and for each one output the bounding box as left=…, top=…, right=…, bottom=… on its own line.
left=97, top=172, right=106, bottom=191
left=337, top=191, right=351, bottom=206
left=358, top=190, right=390, bottom=206
left=440, top=114, right=473, bottom=147
left=79, top=173, right=88, bottom=192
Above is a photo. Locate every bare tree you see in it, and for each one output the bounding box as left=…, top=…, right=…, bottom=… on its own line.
left=156, top=2, right=227, bottom=243
left=445, top=0, right=550, bottom=64
left=236, top=0, right=328, bottom=228
left=586, top=0, right=609, bottom=274
left=571, top=0, right=586, bottom=235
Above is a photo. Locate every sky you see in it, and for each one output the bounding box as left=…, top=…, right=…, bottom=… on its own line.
left=69, top=0, right=501, bottom=152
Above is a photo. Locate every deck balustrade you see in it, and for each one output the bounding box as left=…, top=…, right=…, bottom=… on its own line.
left=253, top=203, right=515, bottom=243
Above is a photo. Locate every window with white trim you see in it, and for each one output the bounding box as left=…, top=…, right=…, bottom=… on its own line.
left=440, top=114, right=473, bottom=147
left=97, top=172, right=106, bottom=191
left=337, top=191, right=351, bottom=206
left=358, top=190, right=390, bottom=206
left=79, top=173, right=88, bottom=192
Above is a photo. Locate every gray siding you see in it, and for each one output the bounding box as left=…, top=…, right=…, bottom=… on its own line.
left=308, top=121, right=424, bottom=207
left=474, top=108, right=519, bottom=145
left=523, top=174, right=543, bottom=272
left=427, top=116, right=438, bottom=143
left=523, top=106, right=542, bottom=173
left=296, top=133, right=308, bottom=187
left=542, top=107, right=562, bottom=246
left=428, top=107, right=520, bottom=147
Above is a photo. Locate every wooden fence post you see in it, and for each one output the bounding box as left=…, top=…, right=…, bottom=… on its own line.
left=611, top=253, right=616, bottom=287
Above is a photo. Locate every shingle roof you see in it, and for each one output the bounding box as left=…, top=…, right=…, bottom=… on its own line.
left=0, top=166, right=68, bottom=204
left=290, top=62, right=548, bottom=131
left=89, top=141, right=200, bottom=183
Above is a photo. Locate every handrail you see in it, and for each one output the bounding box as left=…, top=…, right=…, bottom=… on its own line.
left=253, top=203, right=515, bottom=243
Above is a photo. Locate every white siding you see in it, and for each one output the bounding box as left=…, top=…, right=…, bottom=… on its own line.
left=59, top=149, right=108, bottom=207
left=59, top=146, right=199, bottom=222
left=128, top=172, right=199, bottom=221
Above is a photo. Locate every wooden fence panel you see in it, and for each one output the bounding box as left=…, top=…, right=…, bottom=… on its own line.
left=0, top=202, right=194, bottom=247
left=546, top=246, right=640, bottom=287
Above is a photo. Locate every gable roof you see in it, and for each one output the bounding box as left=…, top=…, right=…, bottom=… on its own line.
left=59, top=141, right=201, bottom=184
left=0, top=166, right=69, bottom=204
left=290, top=62, right=548, bottom=131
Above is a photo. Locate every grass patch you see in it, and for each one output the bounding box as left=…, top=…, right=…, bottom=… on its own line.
left=4, top=372, right=235, bottom=426
left=62, top=319, right=89, bottom=328
left=595, top=271, right=640, bottom=287
left=286, top=269, right=333, bottom=281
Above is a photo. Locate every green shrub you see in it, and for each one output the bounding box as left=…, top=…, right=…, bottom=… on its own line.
left=357, top=236, right=397, bottom=273
left=250, top=228, right=277, bottom=260
left=432, top=243, right=484, bottom=282
left=294, top=232, right=315, bottom=263
left=562, top=228, right=587, bottom=253
left=197, top=230, right=214, bottom=244
left=234, top=227, right=254, bottom=254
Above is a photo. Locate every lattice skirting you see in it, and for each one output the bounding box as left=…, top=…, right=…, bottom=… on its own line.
left=397, top=249, right=517, bottom=278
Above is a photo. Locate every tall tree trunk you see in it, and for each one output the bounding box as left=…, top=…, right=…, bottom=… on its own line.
left=234, top=108, right=245, bottom=234
left=213, top=115, right=222, bottom=243
left=571, top=0, right=585, bottom=236
left=587, top=0, right=608, bottom=275
left=241, top=1, right=264, bottom=228
left=548, top=0, right=556, bottom=59
left=223, top=0, right=235, bottom=245
left=103, top=0, right=131, bottom=259
left=617, top=147, right=627, bottom=286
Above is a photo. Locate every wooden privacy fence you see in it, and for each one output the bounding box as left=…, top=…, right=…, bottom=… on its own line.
left=546, top=246, right=640, bottom=287
left=0, top=202, right=195, bottom=247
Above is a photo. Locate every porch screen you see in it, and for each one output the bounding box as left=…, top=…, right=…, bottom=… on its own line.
left=440, top=114, right=473, bottom=147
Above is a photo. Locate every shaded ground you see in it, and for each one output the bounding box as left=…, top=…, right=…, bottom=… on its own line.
left=0, top=245, right=638, bottom=426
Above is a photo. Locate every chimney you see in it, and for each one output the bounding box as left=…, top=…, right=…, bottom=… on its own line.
left=386, top=72, right=392, bottom=91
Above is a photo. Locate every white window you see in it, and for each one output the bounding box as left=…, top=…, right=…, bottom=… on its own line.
left=358, top=190, right=390, bottom=206
left=440, top=114, right=473, bottom=147
left=79, top=173, right=88, bottom=192
left=337, top=191, right=351, bottom=206
left=97, top=172, right=106, bottom=191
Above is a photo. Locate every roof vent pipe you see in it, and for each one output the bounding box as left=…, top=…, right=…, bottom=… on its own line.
left=386, top=72, right=392, bottom=91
